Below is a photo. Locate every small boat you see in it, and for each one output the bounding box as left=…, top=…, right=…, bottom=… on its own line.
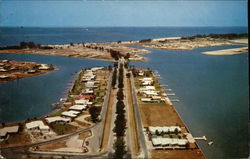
left=208, top=141, right=214, bottom=146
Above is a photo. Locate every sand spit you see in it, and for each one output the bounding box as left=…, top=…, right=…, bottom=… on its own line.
left=202, top=47, right=248, bottom=56
left=229, top=39, right=248, bottom=44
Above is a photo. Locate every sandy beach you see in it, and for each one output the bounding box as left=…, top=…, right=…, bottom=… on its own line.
left=202, top=47, right=248, bottom=55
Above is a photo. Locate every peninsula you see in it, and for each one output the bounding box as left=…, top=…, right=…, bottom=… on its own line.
left=0, top=59, right=55, bottom=82
left=0, top=60, right=205, bottom=159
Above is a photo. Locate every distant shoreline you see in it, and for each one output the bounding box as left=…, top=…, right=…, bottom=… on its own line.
left=202, top=47, right=248, bottom=56
left=0, top=33, right=248, bottom=61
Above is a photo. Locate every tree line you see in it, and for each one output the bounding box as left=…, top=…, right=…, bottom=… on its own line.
left=113, top=63, right=127, bottom=159
left=0, top=42, right=53, bottom=50
left=181, top=33, right=248, bottom=40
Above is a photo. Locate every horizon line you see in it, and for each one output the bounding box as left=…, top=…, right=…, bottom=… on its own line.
left=0, top=26, right=248, bottom=28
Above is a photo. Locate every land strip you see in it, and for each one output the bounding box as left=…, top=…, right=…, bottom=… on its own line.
left=1, top=34, right=247, bottom=62
left=0, top=59, right=55, bottom=82
left=202, top=47, right=248, bottom=55
left=131, top=68, right=205, bottom=159
left=100, top=87, right=114, bottom=151
left=125, top=70, right=140, bottom=157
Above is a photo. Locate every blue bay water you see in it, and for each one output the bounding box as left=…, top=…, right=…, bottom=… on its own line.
left=0, top=27, right=248, bottom=158
left=0, top=27, right=247, bottom=46
left=132, top=45, right=248, bottom=159
left=0, top=54, right=110, bottom=123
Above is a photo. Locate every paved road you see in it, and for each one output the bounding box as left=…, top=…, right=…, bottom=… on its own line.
left=87, top=69, right=113, bottom=153
left=130, top=72, right=149, bottom=159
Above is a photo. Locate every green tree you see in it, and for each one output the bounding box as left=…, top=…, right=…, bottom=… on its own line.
left=89, top=106, right=100, bottom=123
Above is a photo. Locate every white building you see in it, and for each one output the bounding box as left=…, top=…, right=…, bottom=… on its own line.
left=69, top=105, right=87, bottom=111
left=61, top=110, right=80, bottom=118
left=45, top=116, right=71, bottom=124
left=141, top=98, right=152, bottom=103
left=75, top=99, right=88, bottom=105
left=152, top=137, right=188, bottom=148
left=0, top=126, right=19, bottom=139
left=148, top=126, right=181, bottom=134
left=38, top=64, right=50, bottom=70
left=26, top=120, right=50, bottom=132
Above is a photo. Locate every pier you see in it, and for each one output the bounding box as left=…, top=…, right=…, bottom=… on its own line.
left=164, top=88, right=172, bottom=91
left=166, top=93, right=175, bottom=96
left=194, top=136, right=207, bottom=141
left=160, top=85, right=168, bottom=87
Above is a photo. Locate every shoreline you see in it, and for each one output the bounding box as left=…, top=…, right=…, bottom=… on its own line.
left=0, top=33, right=247, bottom=62
left=202, top=47, right=248, bottom=55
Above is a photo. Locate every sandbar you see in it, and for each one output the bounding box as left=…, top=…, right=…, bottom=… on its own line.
left=202, top=47, right=248, bottom=56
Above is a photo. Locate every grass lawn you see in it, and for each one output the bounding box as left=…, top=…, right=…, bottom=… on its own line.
left=50, top=123, right=77, bottom=135
left=140, top=102, right=167, bottom=107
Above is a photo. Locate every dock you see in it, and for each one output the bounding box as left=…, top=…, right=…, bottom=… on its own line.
left=166, top=93, right=175, bottom=96
left=160, top=85, right=168, bottom=87
left=164, top=88, right=172, bottom=91
left=194, top=136, right=207, bottom=141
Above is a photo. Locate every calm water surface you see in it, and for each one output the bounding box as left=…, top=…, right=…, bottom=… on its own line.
left=0, top=54, right=110, bottom=123
left=132, top=45, right=248, bottom=159
left=0, top=27, right=248, bottom=158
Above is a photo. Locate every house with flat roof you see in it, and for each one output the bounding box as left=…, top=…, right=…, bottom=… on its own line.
left=75, top=99, right=88, bottom=105
left=82, top=88, right=94, bottom=95
left=69, top=105, right=87, bottom=111
left=151, top=137, right=188, bottom=149
left=26, top=121, right=50, bottom=132
left=148, top=126, right=181, bottom=135
left=45, top=116, right=71, bottom=124
left=0, top=126, right=19, bottom=139
left=141, top=98, right=152, bottom=103
left=61, top=110, right=80, bottom=118
left=38, top=64, right=50, bottom=70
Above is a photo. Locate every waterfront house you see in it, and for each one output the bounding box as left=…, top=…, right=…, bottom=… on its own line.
left=142, top=80, right=152, bottom=86
left=0, top=75, right=9, bottom=79
left=38, top=64, right=50, bottom=70
left=91, top=67, right=104, bottom=71
left=75, top=99, right=88, bottom=105
left=27, top=70, right=37, bottom=74
left=151, top=96, right=163, bottom=102
left=26, top=121, right=50, bottom=132
left=69, top=105, right=87, bottom=111
left=0, top=126, right=19, bottom=139
left=81, top=95, right=94, bottom=100
left=82, top=88, right=94, bottom=95
left=85, top=81, right=97, bottom=88
left=45, top=116, right=71, bottom=124
left=0, top=68, right=8, bottom=72
left=139, top=77, right=153, bottom=82
left=148, top=126, right=181, bottom=135
left=143, top=91, right=158, bottom=97
left=61, top=110, right=80, bottom=118
left=151, top=137, right=188, bottom=149
left=141, top=98, right=152, bottom=103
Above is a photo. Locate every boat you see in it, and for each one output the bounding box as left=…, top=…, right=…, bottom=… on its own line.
left=208, top=141, right=214, bottom=146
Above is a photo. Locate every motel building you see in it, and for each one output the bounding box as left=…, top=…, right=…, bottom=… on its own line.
left=0, top=126, right=19, bottom=139
left=45, top=116, right=71, bottom=124
left=26, top=120, right=50, bottom=133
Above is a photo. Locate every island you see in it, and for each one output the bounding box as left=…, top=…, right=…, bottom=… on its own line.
left=0, top=33, right=248, bottom=62
left=0, top=59, right=55, bottom=82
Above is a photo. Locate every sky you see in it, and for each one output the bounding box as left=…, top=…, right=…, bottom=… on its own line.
left=0, top=1, right=248, bottom=27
